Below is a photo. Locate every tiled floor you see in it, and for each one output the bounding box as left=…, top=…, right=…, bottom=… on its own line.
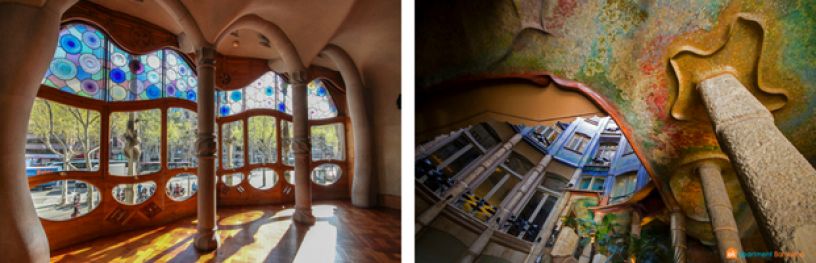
left=51, top=201, right=401, bottom=262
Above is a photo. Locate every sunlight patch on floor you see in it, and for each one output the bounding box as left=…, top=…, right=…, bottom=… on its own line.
left=293, top=221, right=338, bottom=263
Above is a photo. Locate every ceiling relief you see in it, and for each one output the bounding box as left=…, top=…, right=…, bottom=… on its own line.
left=418, top=0, right=816, bottom=192
left=669, top=14, right=788, bottom=123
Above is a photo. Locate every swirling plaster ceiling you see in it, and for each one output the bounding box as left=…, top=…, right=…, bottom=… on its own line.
left=417, top=0, right=816, bottom=191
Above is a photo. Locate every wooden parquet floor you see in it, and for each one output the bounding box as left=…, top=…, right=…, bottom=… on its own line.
left=51, top=201, right=401, bottom=263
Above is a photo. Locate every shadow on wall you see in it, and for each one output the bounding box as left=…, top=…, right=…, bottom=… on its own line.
left=416, top=227, right=468, bottom=262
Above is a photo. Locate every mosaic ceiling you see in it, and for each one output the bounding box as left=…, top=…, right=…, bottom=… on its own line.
left=417, top=0, right=816, bottom=189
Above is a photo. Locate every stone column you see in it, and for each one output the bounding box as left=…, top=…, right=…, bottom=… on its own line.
left=524, top=191, right=572, bottom=263
left=322, top=45, right=374, bottom=207
left=416, top=128, right=466, bottom=161
left=0, top=1, right=77, bottom=262
left=497, top=154, right=553, bottom=224
left=630, top=209, right=641, bottom=238
left=416, top=129, right=530, bottom=234
left=671, top=210, right=686, bottom=263
left=697, top=161, right=744, bottom=263
left=461, top=154, right=554, bottom=263
left=193, top=46, right=219, bottom=251
left=289, top=70, right=315, bottom=225
left=698, top=74, right=816, bottom=262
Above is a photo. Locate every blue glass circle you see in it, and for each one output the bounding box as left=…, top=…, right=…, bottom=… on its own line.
left=50, top=58, right=77, bottom=80
left=219, top=105, right=230, bottom=116
left=146, top=85, right=161, bottom=99
left=82, top=31, right=102, bottom=49
left=59, top=34, right=82, bottom=54
left=109, top=68, right=126, bottom=84
left=277, top=102, right=286, bottom=112
left=265, top=86, right=274, bottom=96
left=316, top=86, right=327, bottom=97
left=186, top=90, right=197, bottom=101
left=230, top=91, right=242, bottom=102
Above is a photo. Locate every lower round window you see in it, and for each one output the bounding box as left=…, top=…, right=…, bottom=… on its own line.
left=311, top=164, right=341, bottom=186
left=166, top=173, right=197, bottom=201
left=112, top=181, right=157, bottom=205
left=249, top=168, right=278, bottom=190
left=221, top=173, right=243, bottom=187
left=30, top=180, right=101, bottom=220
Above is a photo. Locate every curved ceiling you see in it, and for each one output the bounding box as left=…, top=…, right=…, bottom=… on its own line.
left=84, top=0, right=398, bottom=75
left=417, top=0, right=816, bottom=186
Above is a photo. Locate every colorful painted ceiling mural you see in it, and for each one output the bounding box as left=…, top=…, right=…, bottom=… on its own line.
left=417, top=0, right=816, bottom=190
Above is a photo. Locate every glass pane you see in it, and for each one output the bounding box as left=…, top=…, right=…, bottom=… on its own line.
left=441, top=147, right=481, bottom=178
left=281, top=120, right=294, bottom=166
left=246, top=72, right=278, bottom=110
left=168, top=108, right=197, bottom=169
left=109, top=109, right=161, bottom=176
left=429, top=136, right=469, bottom=165
left=505, top=152, right=534, bottom=175
left=284, top=170, right=295, bottom=185
left=165, top=173, right=197, bottom=201
left=248, top=116, right=277, bottom=164
left=163, top=49, right=197, bottom=101
left=249, top=168, right=278, bottom=190
left=470, top=123, right=499, bottom=149
left=132, top=50, right=163, bottom=100
left=311, top=163, right=341, bottom=185
left=486, top=175, right=520, bottom=205
left=218, top=89, right=244, bottom=116
left=518, top=191, right=546, bottom=221
left=112, top=181, right=156, bottom=205
left=42, top=23, right=106, bottom=100
left=307, top=80, right=338, bottom=119
left=221, top=173, right=243, bottom=187
left=221, top=120, right=244, bottom=169
left=311, top=123, right=344, bottom=161
left=27, top=99, right=101, bottom=172
left=592, top=178, right=606, bottom=191
left=541, top=175, right=567, bottom=192
left=474, top=168, right=505, bottom=199
left=277, top=80, right=292, bottom=114
left=579, top=177, right=592, bottom=190
left=30, top=180, right=101, bottom=220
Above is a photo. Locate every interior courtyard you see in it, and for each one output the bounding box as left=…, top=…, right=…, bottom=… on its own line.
left=0, top=0, right=400, bottom=262
left=415, top=1, right=815, bottom=263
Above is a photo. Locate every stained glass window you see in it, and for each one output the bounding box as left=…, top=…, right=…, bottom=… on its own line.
left=164, top=50, right=197, bottom=101
left=43, top=23, right=106, bottom=100
left=218, top=89, right=244, bottom=117
left=307, top=80, right=338, bottom=119
left=246, top=72, right=278, bottom=110
left=277, top=80, right=292, bottom=114
left=43, top=22, right=199, bottom=103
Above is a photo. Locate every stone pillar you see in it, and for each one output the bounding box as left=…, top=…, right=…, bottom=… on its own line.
left=193, top=46, right=219, bottom=251
left=698, top=74, right=816, bottom=262
left=289, top=70, right=315, bottom=225
left=462, top=154, right=554, bottom=263
left=416, top=128, right=466, bottom=161
left=497, top=154, right=553, bottom=225
left=322, top=45, right=374, bottom=207
left=697, top=161, right=744, bottom=263
left=524, top=191, right=572, bottom=263
left=417, top=129, right=530, bottom=234
left=630, top=209, right=641, bottom=238
left=0, top=1, right=77, bottom=262
left=670, top=210, right=686, bottom=263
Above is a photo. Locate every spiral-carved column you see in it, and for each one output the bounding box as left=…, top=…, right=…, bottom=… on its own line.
left=194, top=46, right=219, bottom=251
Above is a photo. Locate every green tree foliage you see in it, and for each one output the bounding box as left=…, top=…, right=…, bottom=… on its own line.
left=248, top=116, right=276, bottom=164
left=221, top=120, right=243, bottom=168
left=110, top=109, right=161, bottom=174
left=310, top=123, right=344, bottom=160
left=167, top=108, right=197, bottom=167
left=28, top=98, right=101, bottom=170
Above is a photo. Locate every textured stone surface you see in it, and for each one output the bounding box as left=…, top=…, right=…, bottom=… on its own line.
left=550, top=226, right=578, bottom=257
left=671, top=211, right=687, bottom=263
left=698, top=161, right=744, bottom=263
left=699, top=73, right=816, bottom=262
